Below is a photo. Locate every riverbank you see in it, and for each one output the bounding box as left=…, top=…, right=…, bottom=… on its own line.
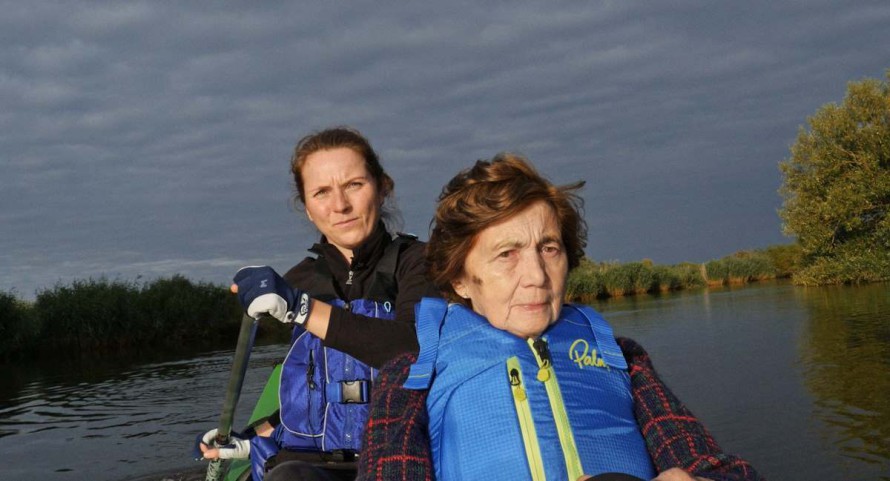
left=0, top=275, right=292, bottom=362
left=0, top=244, right=802, bottom=361
left=566, top=245, right=796, bottom=303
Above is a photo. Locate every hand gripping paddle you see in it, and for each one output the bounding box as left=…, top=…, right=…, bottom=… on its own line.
left=204, top=284, right=260, bottom=481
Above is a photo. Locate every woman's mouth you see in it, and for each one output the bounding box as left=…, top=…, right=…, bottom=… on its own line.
left=335, top=218, right=358, bottom=228
left=516, top=301, right=548, bottom=312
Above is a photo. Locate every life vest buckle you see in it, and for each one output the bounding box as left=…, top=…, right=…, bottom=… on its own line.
left=326, top=379, right=371, bottom=404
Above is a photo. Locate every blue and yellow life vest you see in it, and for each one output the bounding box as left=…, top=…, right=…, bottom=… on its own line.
left=405, top=298, right=656, bottom=481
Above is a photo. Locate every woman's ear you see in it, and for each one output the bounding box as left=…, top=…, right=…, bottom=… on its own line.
left=451, top=279, right=469, bottom=300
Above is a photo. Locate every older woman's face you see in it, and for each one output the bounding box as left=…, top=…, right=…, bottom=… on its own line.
left=452, top=201, right=568, bottom=339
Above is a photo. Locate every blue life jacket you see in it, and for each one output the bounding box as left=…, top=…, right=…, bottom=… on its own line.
left=276, top=298, right=394, bottom=452
left=405, top=298, right=656, bottom=481
left=250, top=235, right=413, bottom=480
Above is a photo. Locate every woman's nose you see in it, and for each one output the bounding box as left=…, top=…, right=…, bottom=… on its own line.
left=332, top=189, right=351, bottom=212
left=520, top=252, right=547, bottom=287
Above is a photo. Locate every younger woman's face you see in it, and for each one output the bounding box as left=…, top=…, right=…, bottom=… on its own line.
left=301, top=147, right=382, bottom=260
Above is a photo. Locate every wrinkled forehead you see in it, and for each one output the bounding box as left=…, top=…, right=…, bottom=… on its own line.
left=301, top=148, right=373, bottom=185
left=469, top=201, right=562, bottom=252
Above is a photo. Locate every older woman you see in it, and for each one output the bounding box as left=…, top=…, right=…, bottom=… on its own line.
left=357, top=154, right=763, bottom=481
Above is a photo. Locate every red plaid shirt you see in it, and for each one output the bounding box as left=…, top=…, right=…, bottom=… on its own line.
left=357, top=337, right=764, bottom=481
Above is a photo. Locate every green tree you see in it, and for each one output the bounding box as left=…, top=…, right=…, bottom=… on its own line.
left=779, top=71, right=890, bottom=285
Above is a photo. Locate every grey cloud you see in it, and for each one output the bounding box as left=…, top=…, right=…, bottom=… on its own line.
left=2, top=0, right=889, bottom=297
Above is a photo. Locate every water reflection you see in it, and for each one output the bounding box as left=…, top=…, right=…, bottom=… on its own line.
left=0, top=344, right=284, bottom=481
left=796, top=283, right=890, bottom=473
left=594, top=280, right=890, bottom=480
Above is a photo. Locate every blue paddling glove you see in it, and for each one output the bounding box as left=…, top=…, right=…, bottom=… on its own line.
left=233, top=266, right=311, bottom=325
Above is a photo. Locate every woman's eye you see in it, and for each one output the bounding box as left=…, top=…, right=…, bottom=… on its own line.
left=347, top=181, right=364, bottom=190
left=542, top=245, right=561, bottom=256
left=498, top=250, right=514, bottom=259
left=313, top=189, right=329, bottom=198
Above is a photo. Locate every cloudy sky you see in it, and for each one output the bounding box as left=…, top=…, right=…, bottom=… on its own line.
left=3, top=1, right=889, bottom=298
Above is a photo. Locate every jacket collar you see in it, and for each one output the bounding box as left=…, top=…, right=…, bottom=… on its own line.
left=309, top=221, right=391, bottom=271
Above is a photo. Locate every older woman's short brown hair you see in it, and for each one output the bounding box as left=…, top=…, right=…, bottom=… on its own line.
left=427, top=153, right=587, bottom=303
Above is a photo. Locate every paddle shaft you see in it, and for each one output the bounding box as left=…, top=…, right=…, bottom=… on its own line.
left=205, top=313, right=260, bottom=481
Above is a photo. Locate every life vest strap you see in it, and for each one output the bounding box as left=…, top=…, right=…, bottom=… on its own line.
left=404, top=297, right=448, bottom=389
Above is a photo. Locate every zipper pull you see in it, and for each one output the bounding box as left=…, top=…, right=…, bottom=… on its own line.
left=307, top=350, right=317, bottom=390
left=346, top=270, right=354, bottom=285
left=532, top=338, right=552, bottom=382
left=509, top=368, right=527, bottom=401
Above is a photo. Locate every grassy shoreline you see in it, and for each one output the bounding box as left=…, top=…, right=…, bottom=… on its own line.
left=567, top=244, right=800, bottom=302
left=0, top=243, right=815, bottom=361
left=0, top=275, right=291, bottom=362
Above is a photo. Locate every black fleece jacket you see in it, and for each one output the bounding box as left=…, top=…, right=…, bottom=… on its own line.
left=283, top=223, right=439, bottom=369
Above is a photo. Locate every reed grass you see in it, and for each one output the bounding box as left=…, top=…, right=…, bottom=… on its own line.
left=0, top=291, right=40, bottom=359
left=566, top=259, right=706, bottom=302
left=0, top=276, right=243, bottom=360
left=703, top=251, right=776, bottom=286
left=567, top=248, right=789, bottom=301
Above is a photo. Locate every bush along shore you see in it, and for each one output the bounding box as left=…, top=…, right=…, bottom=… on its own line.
left=1, top=244, right=804, bottom=361
left=0, top=276, right=268, bottom=361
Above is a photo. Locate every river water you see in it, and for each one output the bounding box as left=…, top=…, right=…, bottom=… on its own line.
left=1, top=281, right=888, bottom=480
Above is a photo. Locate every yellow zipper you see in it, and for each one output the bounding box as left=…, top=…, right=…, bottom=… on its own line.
left=527, top=337, right=584, bottom=481
left=506, top=356, right=545, bottom=481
